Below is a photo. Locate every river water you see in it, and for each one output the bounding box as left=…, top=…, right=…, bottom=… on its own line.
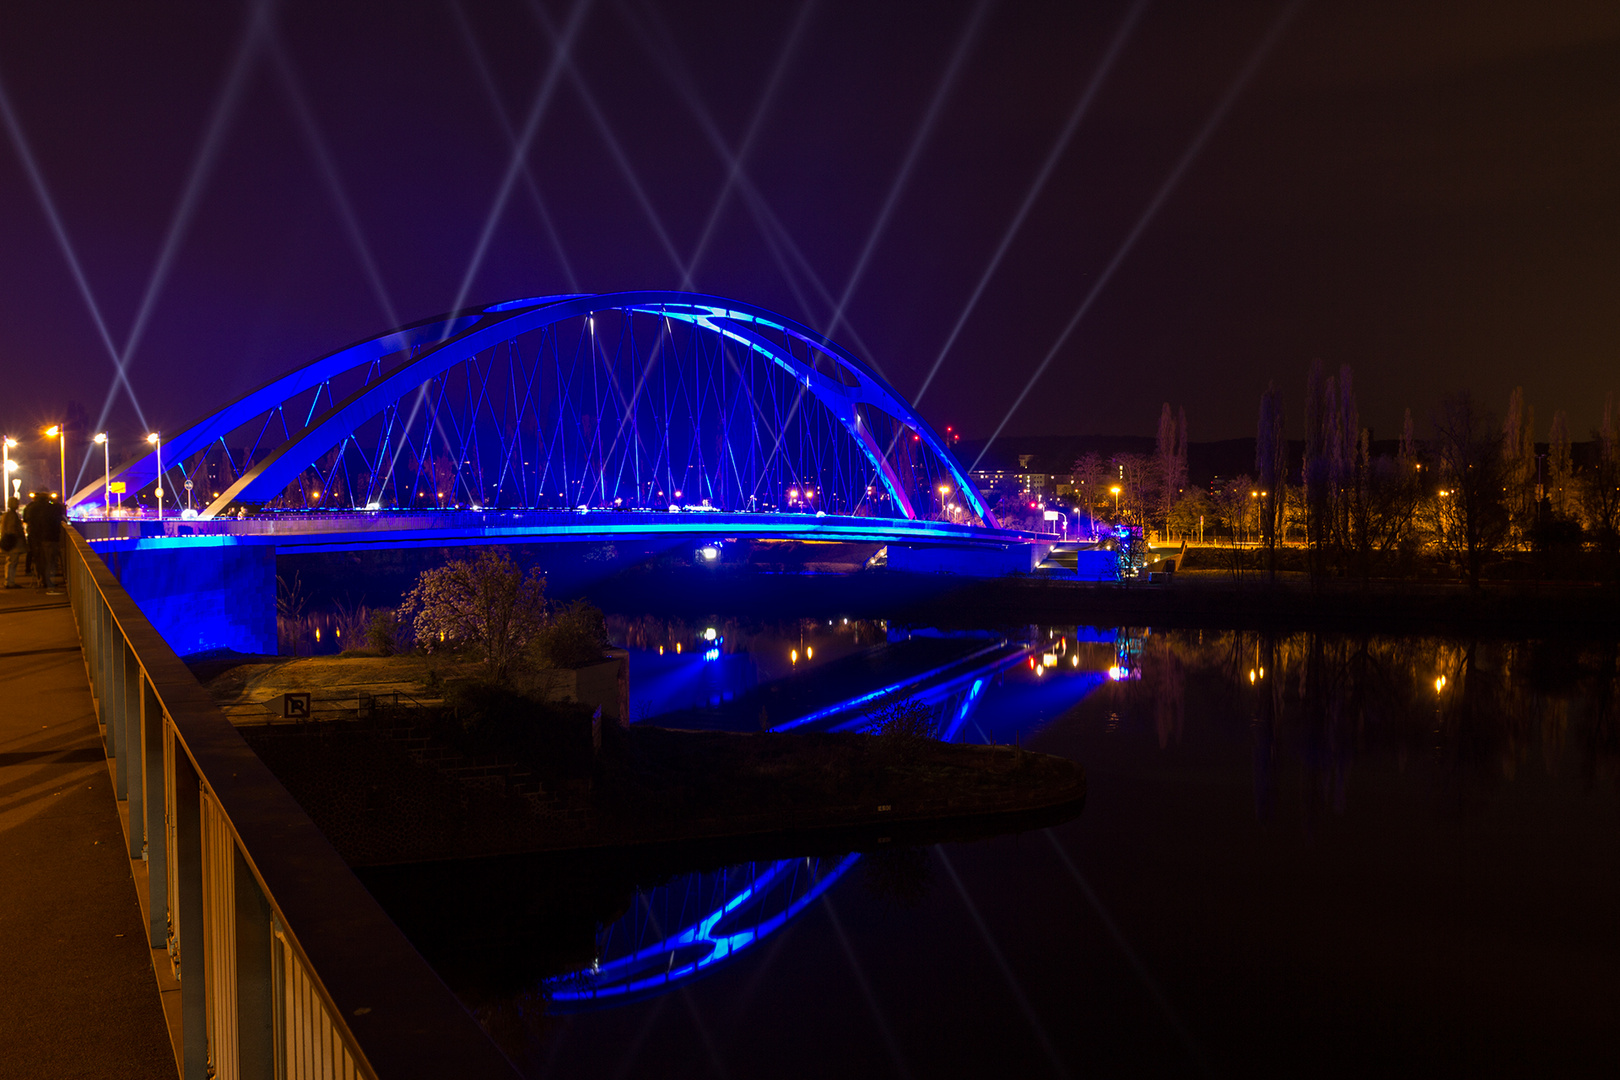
left=372, top=619, right=1620, bottom=1078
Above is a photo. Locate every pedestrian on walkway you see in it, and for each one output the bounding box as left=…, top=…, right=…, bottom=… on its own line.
left=22, top=491, right=63, bottom=593
left=1, top=496, right=23, bottom=588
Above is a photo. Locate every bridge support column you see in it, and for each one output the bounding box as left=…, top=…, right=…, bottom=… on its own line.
left=886, top=542, right=1045, bottom=576
left=111, top=541, right=277, bottom=657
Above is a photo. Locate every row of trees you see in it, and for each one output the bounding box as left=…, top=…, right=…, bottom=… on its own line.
left=1070, top=403, right=1190, bottom=534
left=1068, top=372, right=1620, bottom=588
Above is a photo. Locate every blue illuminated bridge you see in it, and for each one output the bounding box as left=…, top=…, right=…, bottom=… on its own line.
left=68, top=292, right=1059, bottom=655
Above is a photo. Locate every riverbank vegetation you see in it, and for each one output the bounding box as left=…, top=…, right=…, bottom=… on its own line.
left=1066, top=370, right=1620, bottom=591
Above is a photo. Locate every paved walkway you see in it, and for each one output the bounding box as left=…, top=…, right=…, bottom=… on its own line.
left=0, top=579, right=174, bottom=1079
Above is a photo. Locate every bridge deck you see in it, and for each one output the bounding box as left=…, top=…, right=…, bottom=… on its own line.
left=0, top=584, right=175, bottom=1078
left=77, top=508, right=1056, bottom=555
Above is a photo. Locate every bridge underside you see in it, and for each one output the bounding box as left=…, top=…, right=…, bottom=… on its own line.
left=79, top=513, right=1055, bottom=658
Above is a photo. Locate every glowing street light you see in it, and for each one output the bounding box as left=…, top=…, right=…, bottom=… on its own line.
left=94, top=433, right=110, bottom=519
left=45, top=425, right=65, bottom=504
left=2, top=437, right=17, bottom=502
left=146, top=432, right=163, bottom=520
left=1110, top=485, right=1121, bottom=516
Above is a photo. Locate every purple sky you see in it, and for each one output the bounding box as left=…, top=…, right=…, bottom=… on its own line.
left=1, top=0, right=1617, bottom=480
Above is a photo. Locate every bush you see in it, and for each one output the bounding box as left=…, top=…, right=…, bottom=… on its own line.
left=366, top=609, right=404, bottom=656
left=864, top=697, right=937, bottom=742
left=530, top=599, right=610, bottom=669
left=398, top=549, right=547, bottom=681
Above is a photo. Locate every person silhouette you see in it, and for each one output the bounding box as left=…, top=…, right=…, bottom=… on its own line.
left=1, top=496, right=23, bottom=588
left=22, top=491, right=63, bottom=593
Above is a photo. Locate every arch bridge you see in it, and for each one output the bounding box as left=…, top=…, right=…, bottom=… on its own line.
left=73, top=292, right=1000, bottom=529
left=73, top=293, right=1055, bottom=656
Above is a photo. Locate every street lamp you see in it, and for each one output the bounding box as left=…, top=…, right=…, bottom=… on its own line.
left=94, top=433, right=110, bottom=518
left=1110, top=485, right=1121, bottom=517
left=45, top=425, right=65, bottom=505
left=2, top=437, right=17, bottom=502
left=147, top=432, right=162, bottom=521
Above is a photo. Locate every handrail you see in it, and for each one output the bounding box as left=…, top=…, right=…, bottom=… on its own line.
left=64, top=526, right=519, bottom=1080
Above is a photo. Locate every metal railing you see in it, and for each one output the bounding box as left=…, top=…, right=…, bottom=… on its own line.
left=64, top=527, right=519, bottom=1080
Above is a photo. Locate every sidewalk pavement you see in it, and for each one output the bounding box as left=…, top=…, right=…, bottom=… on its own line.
left=0, top=578, right=175, bottom=1078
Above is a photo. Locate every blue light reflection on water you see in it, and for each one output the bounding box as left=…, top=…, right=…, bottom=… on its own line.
left=551, top=625, right=1116, bottom=1012
left=624, top=646, right=758, bottom=719
left=547, top=855, right=861, bottom=1011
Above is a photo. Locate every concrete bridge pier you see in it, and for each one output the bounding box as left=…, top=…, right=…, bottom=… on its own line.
left=99, top=541, right=277, bottom=657
left=887, top=540, right=1053, bottom=575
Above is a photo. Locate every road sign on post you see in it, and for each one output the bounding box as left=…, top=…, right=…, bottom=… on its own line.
left=282, top=692, right=311, bottom=719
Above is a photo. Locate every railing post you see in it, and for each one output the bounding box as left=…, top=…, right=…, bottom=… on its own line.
left=174, top=744, right=209, bottom=1080
left=110, top=607, right=129, bottom=800
left=124, top=641, right=144, bottom=859
left=87, top=590, right=106, bottom=752
left=234, top=848, right=275, bottom=1080
left=142, top=675, right=168, bottom=945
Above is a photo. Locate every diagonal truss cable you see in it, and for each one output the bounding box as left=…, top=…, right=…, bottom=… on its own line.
left=0, top=67, right=144, bottom=426
left=911, top=0, right=1148, bottom=410
left=450, top=0, right=580, bottom=292
left=679, top=0, right=817, bottom=289
left=972, top=0, right=1304, bottom=471
left=824, top=0, right=992, bottom=345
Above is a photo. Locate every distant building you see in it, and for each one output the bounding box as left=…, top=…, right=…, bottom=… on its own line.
left=970, top=467, right=1051, bottom=502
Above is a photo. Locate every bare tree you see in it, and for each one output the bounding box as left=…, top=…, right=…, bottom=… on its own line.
left=1548, top=410, right=1572, bottom=516
left=1502, top=387, right=1537, bottom=545
left=1256, top=382, right=1287, bottom=579
left=1303, top=360, right=1332, bottom=578
left=1582, top=393, right=1620, bottom=572
left=1155, top=404, right=1188, bottom=537
left=1432, top=393, right=1509, bottom=593
left=1072, top=452, right=1106, bottom=535
left=1111, top=453, right=1159, bottom=529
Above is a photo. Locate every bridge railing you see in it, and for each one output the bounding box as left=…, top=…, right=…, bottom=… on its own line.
left=63, top=526, right=519, bottom=1080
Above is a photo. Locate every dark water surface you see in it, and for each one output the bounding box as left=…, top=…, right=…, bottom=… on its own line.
left=384, top=624, right=1620, bottom=1078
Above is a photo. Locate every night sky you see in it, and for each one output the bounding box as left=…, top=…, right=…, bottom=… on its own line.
left=1, top=0, right=1617, bottom=482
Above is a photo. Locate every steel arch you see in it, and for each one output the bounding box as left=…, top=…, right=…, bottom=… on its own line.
left=73, top=292, right=994, bottom=526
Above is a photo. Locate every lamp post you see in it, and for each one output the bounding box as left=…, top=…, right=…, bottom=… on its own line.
left=2, top=437, right=16, bottom=502
left=94, top=433, right=110, bottom=519
left=45, top=425, right=65, bottom=504
left=147, top=432, right=162, bottom=521
left=1110, top=485, right=1121, bottom=519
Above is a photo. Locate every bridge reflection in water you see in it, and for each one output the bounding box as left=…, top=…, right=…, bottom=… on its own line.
left=547, top=855, right=860, bottom=1011
left=536, top=622, right=1116, bottom=1012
